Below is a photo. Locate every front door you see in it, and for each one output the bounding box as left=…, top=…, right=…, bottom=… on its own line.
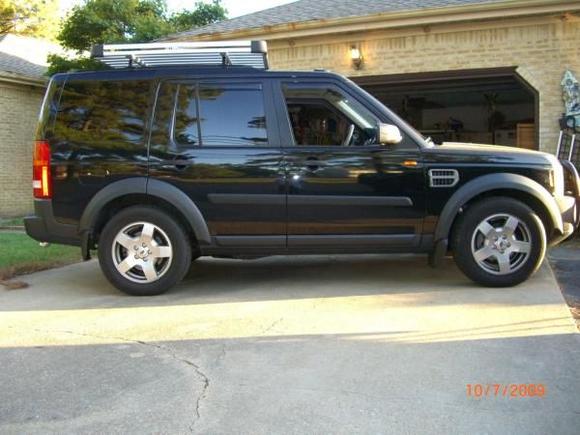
left=148, top=79, right=286, bottom=247
left=277, top=81, right=426, bottom=248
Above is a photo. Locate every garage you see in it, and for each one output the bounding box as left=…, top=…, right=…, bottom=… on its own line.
left=353, top=68, right=538, bottom=149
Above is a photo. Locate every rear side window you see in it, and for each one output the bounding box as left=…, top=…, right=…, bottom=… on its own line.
left=55, top=79, right=151, bottom=146
left=36, top=77, right=64, bottom=140
left=174, top=83, right=268, bottom=147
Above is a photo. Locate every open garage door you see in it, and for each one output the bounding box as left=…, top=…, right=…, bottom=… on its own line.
left=353, top=68, right=538, bottom=149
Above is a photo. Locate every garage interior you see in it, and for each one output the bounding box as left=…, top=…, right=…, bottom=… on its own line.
left=354, top=68, right=538, bottom=149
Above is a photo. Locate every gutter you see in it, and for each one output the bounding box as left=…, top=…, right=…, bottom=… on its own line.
left=165, top=0, right=580, bottom=42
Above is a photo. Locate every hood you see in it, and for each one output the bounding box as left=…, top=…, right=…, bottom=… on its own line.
left=426, top=142, right=557, bottom=167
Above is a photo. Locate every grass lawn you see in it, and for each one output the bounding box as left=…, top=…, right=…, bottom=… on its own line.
left=0, top=232, right=80, bottom=285
left=0, top=217, right=24, bottom=227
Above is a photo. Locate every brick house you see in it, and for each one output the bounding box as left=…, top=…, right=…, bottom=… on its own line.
left=0, top=35, right=59, bottom=217
left=165, top=0, right=580, bottom=153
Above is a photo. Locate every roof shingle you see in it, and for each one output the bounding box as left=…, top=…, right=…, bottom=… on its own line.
left=0, top=34, right=64, bottom=80
left=171, top=0, right=509, bottom=39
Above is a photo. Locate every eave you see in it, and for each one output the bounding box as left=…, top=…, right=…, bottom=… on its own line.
left=0, top=71, right=46, bottom=88
left=166, top=0, right=580, bottom=42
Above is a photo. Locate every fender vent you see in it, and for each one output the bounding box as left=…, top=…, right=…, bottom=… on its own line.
left=429, top=169, right=459, bottom=187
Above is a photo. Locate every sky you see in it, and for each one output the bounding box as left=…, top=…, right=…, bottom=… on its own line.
left=59, top=0, right=297, bottom=18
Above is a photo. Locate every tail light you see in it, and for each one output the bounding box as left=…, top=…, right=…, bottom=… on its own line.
left=33, top=140, right=51, bottom=199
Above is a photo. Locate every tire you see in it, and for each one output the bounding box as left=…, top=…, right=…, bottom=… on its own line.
left=452, top=197, right=546, bottom=287
left=98, top=206, right=192, bottom=296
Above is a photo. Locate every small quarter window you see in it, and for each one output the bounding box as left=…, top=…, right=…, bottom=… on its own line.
left=174, top=85, right=199, bottom=146
left=151, top=83, right=179, bottom=151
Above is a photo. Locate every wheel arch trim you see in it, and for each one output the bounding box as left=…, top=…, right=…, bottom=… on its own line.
left=79, top=177, right=211, bottom=245
left=433, top=173, right=563, bottom=244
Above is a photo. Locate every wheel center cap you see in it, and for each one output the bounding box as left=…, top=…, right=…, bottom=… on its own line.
left=493, top=237, right=510, bottom=253
left=137, top=244, right=150, bottom=259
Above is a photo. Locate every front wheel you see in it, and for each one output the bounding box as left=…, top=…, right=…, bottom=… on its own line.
left=98, top=206, right=192, bottom=296
left=452, top=197, right=546, bottom=287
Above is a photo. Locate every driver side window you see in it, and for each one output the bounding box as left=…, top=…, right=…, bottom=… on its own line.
left=283, top=84, right=378, bottom=147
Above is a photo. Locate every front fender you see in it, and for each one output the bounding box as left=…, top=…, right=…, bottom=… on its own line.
left=433, top=173, right=563, bottom=244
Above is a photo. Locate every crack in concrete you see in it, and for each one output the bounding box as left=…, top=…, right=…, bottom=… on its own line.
left=261, top=317, right=283, bottom=334
left=6, top=325, right=209, bottom=432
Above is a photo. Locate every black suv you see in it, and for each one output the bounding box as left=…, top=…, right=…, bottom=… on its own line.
left=25, top=42, right=580, bottom=295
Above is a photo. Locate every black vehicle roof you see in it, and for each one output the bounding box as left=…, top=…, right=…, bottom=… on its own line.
left=52, top=66, right=344, bottom=83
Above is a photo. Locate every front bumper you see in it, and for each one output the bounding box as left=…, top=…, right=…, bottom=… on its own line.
left=553, top=160, right=580, bottom=244
left=24, top=200, right=80, bottom=247
left=552, top=195, right=578, bottom=245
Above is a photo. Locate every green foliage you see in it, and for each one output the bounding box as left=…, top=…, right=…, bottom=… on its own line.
left=49, top=0, right=227, bottom=74
left=0, top=0, right=59, bottom=40
left=169, top=0, right=227, bottom=33
left=46, top=53, right=106, bottom=76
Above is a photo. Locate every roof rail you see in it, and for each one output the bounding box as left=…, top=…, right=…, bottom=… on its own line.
left=90, top=40, right=269, bottom=70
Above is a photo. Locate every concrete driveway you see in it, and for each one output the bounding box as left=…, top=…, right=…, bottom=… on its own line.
left=1, top=255, right=579, bottom=434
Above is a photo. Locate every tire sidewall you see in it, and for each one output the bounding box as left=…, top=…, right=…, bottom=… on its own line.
left=453, top=198, right=546, bottom=287
left=98, top=206, right=192, bottom=296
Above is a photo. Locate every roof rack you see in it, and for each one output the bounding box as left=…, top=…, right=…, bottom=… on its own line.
left=90, top=40, right=269, bottom=70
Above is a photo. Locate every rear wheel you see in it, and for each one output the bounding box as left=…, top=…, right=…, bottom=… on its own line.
left=98, top=206, right=192, bottom=296
left=452, top=197, right=546, bottom=287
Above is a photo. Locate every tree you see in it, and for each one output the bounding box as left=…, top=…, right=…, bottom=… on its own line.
left=170, top=0, right=227, bottom=33
left=0, top=0, right=59, bottom=39
left=48, top=0, right=227, bottom=74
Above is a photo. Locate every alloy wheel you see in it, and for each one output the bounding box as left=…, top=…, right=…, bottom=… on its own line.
left=470, top=213, right=532, bottom=275
left=111, top=222, right=173, bottom=283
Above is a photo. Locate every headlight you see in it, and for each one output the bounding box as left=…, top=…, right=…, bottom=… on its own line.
left=552, top=162, right=565, bottom=196
left=543, top=153, right=564, bottom=196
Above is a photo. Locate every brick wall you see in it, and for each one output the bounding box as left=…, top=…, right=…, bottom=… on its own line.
left=0, top=81, right=44, bottom=217
left=267, top=15, right=580, bottom=153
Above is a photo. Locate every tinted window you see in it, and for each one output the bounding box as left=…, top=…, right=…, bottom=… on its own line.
left=174, top=84, right=199, bottom=146
left=174, top=83, right=268, bottom=146
left=55, top=79, right=151, bottom=146
left=150, top=82, right=178, bottom=150
left=287, top=101, right=351, bottom=146
left=283, top=85, right=378, bottom=147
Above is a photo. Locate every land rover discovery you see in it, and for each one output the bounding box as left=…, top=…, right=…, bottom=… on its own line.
left=25, top=41, right=580, bottom=295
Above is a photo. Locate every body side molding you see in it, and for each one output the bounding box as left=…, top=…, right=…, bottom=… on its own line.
left=287, top=195, right=413, bottom=207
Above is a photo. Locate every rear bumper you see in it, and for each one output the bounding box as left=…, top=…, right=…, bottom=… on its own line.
left=24, top=200, right=80, bottom=246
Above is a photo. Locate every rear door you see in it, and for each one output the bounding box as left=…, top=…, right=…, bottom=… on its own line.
left=275, top=80, right=426, bottom=248
left=148, top=78, right=286, bottom=247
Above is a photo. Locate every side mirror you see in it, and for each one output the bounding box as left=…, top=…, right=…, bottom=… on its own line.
left=378, top=123, right=403, bottom=145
